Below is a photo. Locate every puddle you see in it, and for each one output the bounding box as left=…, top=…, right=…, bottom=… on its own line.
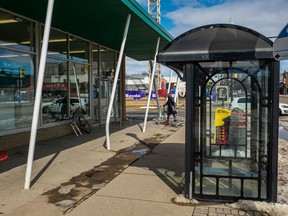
left=58, top=184, right=76, bottom=194
left=131, top=148, right=150, bottom=155
left=55, top=200, right=76, bottom=207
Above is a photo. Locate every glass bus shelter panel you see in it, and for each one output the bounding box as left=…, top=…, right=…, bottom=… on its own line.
left=206, top=78, right=252, bottom=159
left=192, top=60, right=270, bottom=200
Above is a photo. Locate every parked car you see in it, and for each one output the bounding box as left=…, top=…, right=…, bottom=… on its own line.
left=42, top=97, right=88, bottom=114
left=279, top=103, right=288, bottom=115
left=230, top=97, right=288, bottom=116
left=230, top=97, right=251, bottom=112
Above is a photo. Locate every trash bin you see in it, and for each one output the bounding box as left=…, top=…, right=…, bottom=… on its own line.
left=227, top=112, right=246, bottom=147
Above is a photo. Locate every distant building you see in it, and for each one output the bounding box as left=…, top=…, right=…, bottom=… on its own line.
left=125, top=75, right=150, bottom=91
left=125, top=74, right=186, bottom=98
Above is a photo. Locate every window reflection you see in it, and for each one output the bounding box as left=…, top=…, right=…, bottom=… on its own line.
left=69, top=37, right=90, bottom=115
left=0, top=9, right=121, bottom=132
left=0, top=50, right=35, bottom=131
left=45, top=28, right=68, bottom=59
left=69, top=62, right=89, bottom=115
left=0, top=10, right=35, bottom=133
left=92, top=44, right=100, bottom=124
left=42, top=58, right=68, bottom=124
left=100, top=46, right=115, bottom=78
left=0, top=10, right=34, bottom=52
left=69, top=36, right=89, bottom=63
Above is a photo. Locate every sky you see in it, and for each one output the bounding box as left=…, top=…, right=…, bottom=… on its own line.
left=126, top=0, right=288, bottom=76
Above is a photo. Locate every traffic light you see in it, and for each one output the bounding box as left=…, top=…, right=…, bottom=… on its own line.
left=19, top=68, right=25, bottom=78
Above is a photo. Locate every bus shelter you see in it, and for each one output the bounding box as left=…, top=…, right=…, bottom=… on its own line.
left=157, top=24, right=279, bottom=202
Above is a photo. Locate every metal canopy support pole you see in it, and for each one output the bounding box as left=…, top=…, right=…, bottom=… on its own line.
left=149, top=60, right=161, bottom=117
left=143, top=37, right=160, bottom=133
left=24, top=0, right=54, bottom=189
left=71, top=58, right=82, bottom=108
left=153, top=69, right=161, bottom=117
left=174, top=76, right=179, bottom=105
left=105, top=14, right=131, bottom=150
left=167, top=70, right=173, bottom=94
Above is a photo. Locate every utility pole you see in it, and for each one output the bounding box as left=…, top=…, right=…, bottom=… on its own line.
left=148, top=0, right=161, bottom=89
left=148, top=0, right=160, bottom=23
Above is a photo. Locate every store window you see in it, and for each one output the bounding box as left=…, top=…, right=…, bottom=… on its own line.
left=69, top=37, right=90, bottom=115
left=92, top=44, right=100, bottom=124
left=69, top=36, right=89, bottom=63
left=42, top=58, right=68, bottom=124
left=0, top=10, right=35, bottom=133
left=98, top=47, right=121, bottom=123
left=0, top=10, right=35, bottom=52
left=46, top=28, right=68, bottom=59
left=41, top=28, right=69, bottom=124
left=100, top=46, right=115, bottom=78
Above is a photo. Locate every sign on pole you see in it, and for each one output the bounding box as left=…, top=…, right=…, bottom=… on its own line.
left=273, top=23, right=288, bottom=61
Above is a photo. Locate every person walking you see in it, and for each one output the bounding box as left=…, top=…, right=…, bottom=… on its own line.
left=162, top=93, right=177, bottom=125
left=60, top=96, right=68, bottom=120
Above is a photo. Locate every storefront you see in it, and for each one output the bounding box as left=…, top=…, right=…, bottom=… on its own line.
left=0, top=9, right=120, bottom=130
left=0, top=1, right=173, bottom=150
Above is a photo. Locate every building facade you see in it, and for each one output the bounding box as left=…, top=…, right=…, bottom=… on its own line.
left=0, top=0, right=174, bottom=150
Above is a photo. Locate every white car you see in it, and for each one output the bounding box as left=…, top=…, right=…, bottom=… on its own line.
left=230, top=97, right=288, bottom=115
left=230, top=97, right=251, bottom=112
left=42, top=97, right=88, bottom=114
left=279, top=103, right=288, bottom=115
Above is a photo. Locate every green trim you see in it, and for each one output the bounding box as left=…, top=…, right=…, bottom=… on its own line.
left=0, top=0, right=174, bottom=60
left=121, top=0, right=173, bottom=41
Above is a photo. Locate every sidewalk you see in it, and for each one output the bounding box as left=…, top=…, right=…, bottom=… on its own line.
left=0, top=118, right=248, bottom=216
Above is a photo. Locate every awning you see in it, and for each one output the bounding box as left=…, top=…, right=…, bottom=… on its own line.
left=0, top=0, right=173, bottom=61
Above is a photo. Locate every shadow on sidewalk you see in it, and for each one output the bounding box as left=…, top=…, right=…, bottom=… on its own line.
left=125, top=131, right=185, bottom=194
left=0, top=119, right=144, bottom=175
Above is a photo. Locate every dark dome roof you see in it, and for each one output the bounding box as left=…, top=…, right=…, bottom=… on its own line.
left=157, top=24, right=273, bottom=71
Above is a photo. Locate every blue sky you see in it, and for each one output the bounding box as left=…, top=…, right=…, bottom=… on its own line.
left=126, top=0, right=288, bottom=76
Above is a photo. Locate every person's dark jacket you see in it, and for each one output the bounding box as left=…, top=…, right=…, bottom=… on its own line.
left=163, top=94, right=176, bottom=115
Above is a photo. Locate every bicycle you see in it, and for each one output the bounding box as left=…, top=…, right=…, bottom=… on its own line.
left=70, top=107, right=92, bottom=137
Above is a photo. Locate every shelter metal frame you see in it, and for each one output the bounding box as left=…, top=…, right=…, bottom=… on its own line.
left=157, top=24, right=280, bottom=202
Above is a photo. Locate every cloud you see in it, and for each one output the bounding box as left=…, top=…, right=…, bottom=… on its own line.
left=126, top=57, right=148, bottom=75
left=170, top=0, right=226, bottom=8
left=164, top=0, right=288, bottom=38
left=126, top=57, right=172, bottom=76
left=129, top=0, right=288, bottom=75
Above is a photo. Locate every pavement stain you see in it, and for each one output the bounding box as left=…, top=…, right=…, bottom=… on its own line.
left=42, top=133, right=171, bottom=213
